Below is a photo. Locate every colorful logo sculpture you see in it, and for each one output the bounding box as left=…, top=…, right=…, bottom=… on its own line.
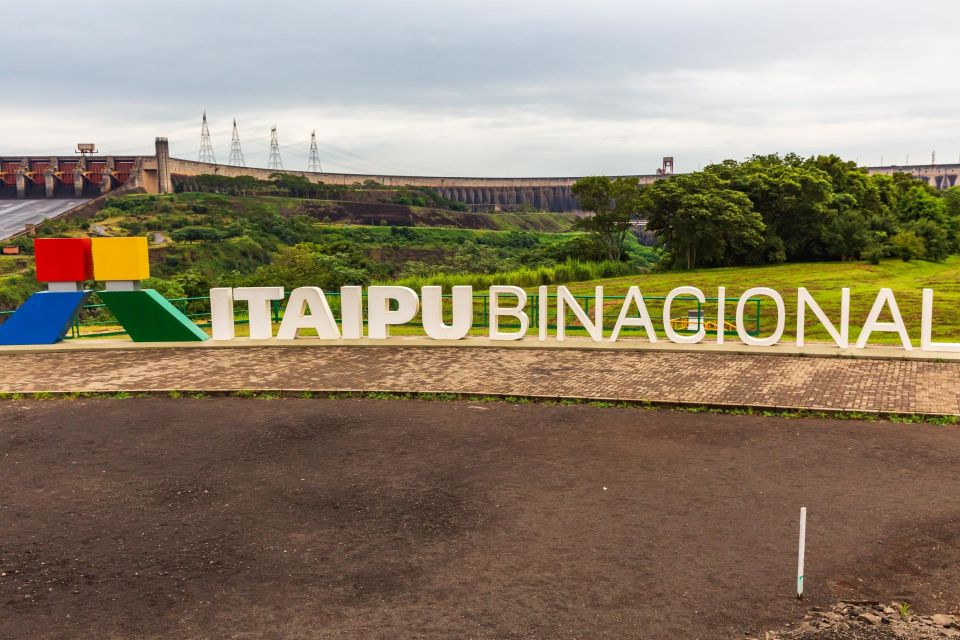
left=0, top=237, right=208, bottom=345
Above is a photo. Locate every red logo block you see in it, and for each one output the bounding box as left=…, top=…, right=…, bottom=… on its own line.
left=34, top=238, right=94, bottom=283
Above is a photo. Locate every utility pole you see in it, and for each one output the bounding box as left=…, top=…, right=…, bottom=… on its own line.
left=307, top=130, right=322, bottom=173
left=932, top=150, right=936, bottom=165
left=268, top=125, right=283, bottom=170
left=227, top=119, right=245, bottom=167
left=198, top=111, right=216, bottom=164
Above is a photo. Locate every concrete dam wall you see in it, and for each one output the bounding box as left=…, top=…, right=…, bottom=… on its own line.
left=163, top=156, right=662, bottom=212
left=5, top=137, right=959, bottom=215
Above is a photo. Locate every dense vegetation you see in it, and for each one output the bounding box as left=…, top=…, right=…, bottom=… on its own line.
left=0, top=191, right=656, bottom=309
left=636, top=154, right=960, bottom=269
left=175, top=173, right=471, bottom=211
left=5, top=155, right=958, bottom=341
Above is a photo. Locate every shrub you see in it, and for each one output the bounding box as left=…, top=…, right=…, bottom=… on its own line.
left=171, top=226, right=224, bottom=242
left=243, top=243, right=369, bottom=289
left=388, top=259, right=639, bottom=290
left=891, top=230, right=926, bottom=261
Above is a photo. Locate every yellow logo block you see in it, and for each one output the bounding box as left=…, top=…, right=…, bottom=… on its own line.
left=91, top=237, right=150, bottom=281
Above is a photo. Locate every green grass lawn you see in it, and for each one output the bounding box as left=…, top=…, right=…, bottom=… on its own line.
left=556, top=257, right=960, bottom=345
left=64, top=258, right=960, bottom=347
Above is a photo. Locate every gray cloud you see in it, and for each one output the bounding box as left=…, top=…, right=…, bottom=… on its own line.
left=2, top=0, right=958, bottom=175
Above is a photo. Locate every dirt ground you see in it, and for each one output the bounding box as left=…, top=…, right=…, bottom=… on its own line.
left=3, top=399, right=960, bottom=639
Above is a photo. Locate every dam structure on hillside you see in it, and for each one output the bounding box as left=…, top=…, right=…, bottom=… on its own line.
left=2, top=138, right=958, bottom=214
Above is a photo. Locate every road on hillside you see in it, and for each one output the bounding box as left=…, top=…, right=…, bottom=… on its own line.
left=3, top=398, right=960, bottom=639
left=0, top=198, right=88, bottom=240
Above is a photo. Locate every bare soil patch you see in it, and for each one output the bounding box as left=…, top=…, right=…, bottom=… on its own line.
left=300, top=200, right=501, bottom=228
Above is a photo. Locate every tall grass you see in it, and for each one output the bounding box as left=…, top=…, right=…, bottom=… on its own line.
left=387, top=259, right=642, bottom=290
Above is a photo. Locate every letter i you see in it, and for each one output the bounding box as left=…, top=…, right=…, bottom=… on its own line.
left=538, top=286, right=548, bottom=341
left=717, top=286, right=725, bottom=344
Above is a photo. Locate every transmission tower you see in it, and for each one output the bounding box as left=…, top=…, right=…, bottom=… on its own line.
left=268, top=125, right=283, bottom=170
left=227, top=119, right=245, bottom=167
left=198, top=111, right=216, bottom=164
left=307, top=130, right=322, bottom=173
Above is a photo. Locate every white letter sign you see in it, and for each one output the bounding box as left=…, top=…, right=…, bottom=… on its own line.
left=663, top=286, right=706, bottom=344
left=610, top=286, right=657, bottom=342
left=367, top=286, right=419, bottom=339
left=856, top=288, right=912, bottom=350
left=233, top=286, right=285, bottom=340
left=737, top=287, right=785, bottom=347
left=276, top=287, right=340, bottom=339
left=796, top=287, right=849, bottom=348
left=421, top=286, right=473, bottom=340
left=489, top=286, right=528, bottom=340
left=921, top=288, right=960, bottom=352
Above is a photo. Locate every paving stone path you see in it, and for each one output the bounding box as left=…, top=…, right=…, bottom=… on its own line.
left=0, top=345, right=957, bottom=414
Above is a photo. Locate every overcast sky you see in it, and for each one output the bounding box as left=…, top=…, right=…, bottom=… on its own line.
left=2, top=0, right=958, bottom=176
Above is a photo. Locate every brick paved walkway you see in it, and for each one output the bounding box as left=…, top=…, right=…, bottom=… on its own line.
left=0, top=345, right=957, bottom=414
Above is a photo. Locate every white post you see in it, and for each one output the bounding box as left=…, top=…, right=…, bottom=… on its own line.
left=797, top=507, right=807, bottom=599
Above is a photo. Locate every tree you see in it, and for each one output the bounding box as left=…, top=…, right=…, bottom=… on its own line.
left=234, top=175, right=260, bottom=197
left=804, top=155, right=892, bottom=261
left=890, top=230, right=926, bottom=261
left=643, top=172, right=765, bottom=269
left=571, top=176, right=642, bottom=261
left=710, top=155, right=834, bottom=262
left=897, top=185, right=947, bottom=223
left=823, top=208, right=871, bottom=261
left=170, top=268, right=211, bottom=299
left=945, top=187, right=960, bottom=252
left=245, top=243, right=368, bottom=289
left=896, top=186, right=954, bottom=258
left=908, top=217, right=950, bottom=261
left=944, top=187, right=960, bottom=219
left=270, top=173, right=315, bottom=198
left=171, top=226, right=224, bottom=242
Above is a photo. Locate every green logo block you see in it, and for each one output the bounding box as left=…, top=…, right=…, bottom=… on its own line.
left=97, top=290, right=209, bottom=343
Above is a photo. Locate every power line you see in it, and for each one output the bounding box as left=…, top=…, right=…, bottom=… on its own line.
left=307, top=130, right=322, bottom=173
left=267, top=125, right=283, bottom=170
left=227, top=119, right=245, bottom=167
left=198, top=111, right=216, bottom=163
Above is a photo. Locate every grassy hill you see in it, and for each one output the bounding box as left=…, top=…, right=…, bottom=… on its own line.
left=7, top=189, right=956, bottom=347
left=296, top=199, right=578, bottom=231
left=555, top=258, right=960, bottom=345
left=0, top=192, right=655, bottom=309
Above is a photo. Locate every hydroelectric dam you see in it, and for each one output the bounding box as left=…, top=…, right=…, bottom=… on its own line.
left=1, top=137, right=958, bottom=239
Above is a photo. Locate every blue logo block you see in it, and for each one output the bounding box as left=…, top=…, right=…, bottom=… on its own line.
left=0, top=291, right=91, bottom=345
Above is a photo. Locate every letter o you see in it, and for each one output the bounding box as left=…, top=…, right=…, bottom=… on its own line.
left=736, top=287, right=785, bottom=347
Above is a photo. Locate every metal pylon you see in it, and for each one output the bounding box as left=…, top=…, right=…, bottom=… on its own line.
left=307, top=130, right=322, bottom=173
left=198, top=111, right=216, bottom=164
left=227, top=119, right=245, bottom=167
left=268, top=125, right=283, bottom=170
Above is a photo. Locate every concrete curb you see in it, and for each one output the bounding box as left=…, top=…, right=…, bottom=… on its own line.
left=0, top=335, right=956, bottom=362
left=3, top=388, right=956, bottom=420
